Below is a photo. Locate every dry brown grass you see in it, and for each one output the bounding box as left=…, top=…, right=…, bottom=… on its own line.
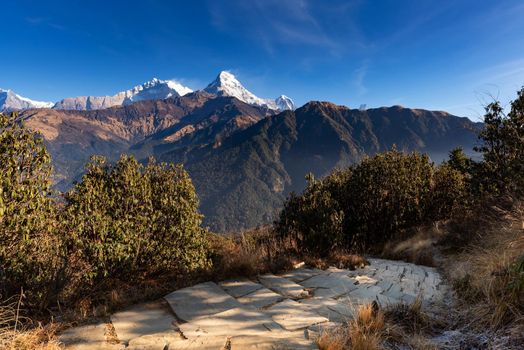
left=0, top=297, right=61, bottom=350
left=317, top=300, right=444, bottom=350
left=447, top=201, right=524, bottom=329
left=317, top=303, right=392, bottom=350
left=380, top=226, right=441, bottom=267
left=208, top=226, right=298, bottom=280
left=304, top=251, right=369, bottom=271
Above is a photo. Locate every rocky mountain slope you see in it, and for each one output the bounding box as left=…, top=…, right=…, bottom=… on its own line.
left=0, top=88, right=53, bottom=112
left=21, top=95, right=480, bottom=232
left=21, top=92, right=267, bottom=188
left=165, top=101, right=481, bottom=231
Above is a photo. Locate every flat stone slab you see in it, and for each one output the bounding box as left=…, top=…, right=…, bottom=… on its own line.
left=59, top=323, right=121, bottom=350
left=279, top=268, right=324, bottom=283
left=127, top=333, right=227, bottom=350
left=259, top=274, right=309, bottom=299
left=342, top=286, right=381, bottom=305
left=126, top=331, right=183, bottom=350
left=164, top=281, right=241, bottom=322
left=237, top=287, right=285, bottom=309
left=110, top=300, right=177, bottom=344
left=299, top=298, right=348, bottom=323
left=179, top=307, right=282, bottom=338
left=264, top=299, right=329, bottom=331
left=230, top=333, right=317, bottom=350
left=219, top=278, right=263, bottom=298
left=300, top=274, right=358, bottom=299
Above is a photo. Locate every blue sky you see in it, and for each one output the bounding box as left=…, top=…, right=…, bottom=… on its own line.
left=2, top=0, right=524, bottom=120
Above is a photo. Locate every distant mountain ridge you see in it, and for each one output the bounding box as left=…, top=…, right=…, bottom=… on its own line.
left=53, top=78, right=193, bottom=110
left=19, top=94, right=481, bottom=232
left=3, top=71, right=295, bottom=112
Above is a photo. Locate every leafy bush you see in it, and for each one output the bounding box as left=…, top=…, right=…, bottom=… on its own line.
left=277, top=148, right=466, bottom=253
left=344, top=149, right=434, bottom=249
left=64, top=155, right=209, bottom=285
left=276, top=173, right=345, bottom=255
left=0, top=113, right=64, bottom=310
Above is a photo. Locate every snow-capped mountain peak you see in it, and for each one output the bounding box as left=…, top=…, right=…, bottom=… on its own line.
left=204, top=71, right=294, bottom=111
left=53, top=78, right=193, bottom=110
left=275, top=95, right=295, bottom=111
left=0, top=88, right=54, bottom=112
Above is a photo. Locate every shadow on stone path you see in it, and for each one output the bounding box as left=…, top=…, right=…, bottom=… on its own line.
left=59, top=258, right=449, bottom=349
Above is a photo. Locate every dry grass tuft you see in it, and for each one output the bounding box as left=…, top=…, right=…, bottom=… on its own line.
left=383, top=297, right=430, bottom=334
left=317, top=300, right=443, bottom=350
left=448, top=199, right=524, bottom=329
left=330, top=251, right=370, bottom=270
left=208, top=226, right=297, bottom=280
left=317, top=303, right=391, bottom=350
left=1, top=298, right=61, bottom=350
left=305, top=251, right=369, bottom=271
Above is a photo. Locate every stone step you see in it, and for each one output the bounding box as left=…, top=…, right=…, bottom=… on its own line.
left=237, top=287, right=284, bottom=309
left=110, top=300, right=177, bottom=345
left=299, top=273, right=358, bottom=299
left=164, top=281, right=242, bottom=322
left=263, top=299, right=329, bottom=331
left=219, top=278, right=263, bottom=298
left=59, top=323, right=122, bottom=350
left=258, top=274, right=309, bottom=299
left=178, top=307, right=282, bottom=338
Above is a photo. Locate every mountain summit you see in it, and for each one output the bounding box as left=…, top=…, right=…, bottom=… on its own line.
left=204, top=71, right=295, bottom=111
left=53, top=78, right=193, bottom=110
left=0, top=89, right=53, bottom=112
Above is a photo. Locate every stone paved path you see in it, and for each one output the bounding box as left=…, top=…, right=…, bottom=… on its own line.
left=59, top=258, right=449, bottom=349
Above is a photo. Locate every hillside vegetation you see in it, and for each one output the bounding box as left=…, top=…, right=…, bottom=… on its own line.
left=0, top=87, right=523, bottom=349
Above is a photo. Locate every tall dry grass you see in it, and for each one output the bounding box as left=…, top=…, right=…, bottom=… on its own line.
left=0, top=296, right=60, bottom=350
left=448, top=199, right=524, bottom=329
left=317, top=300, right=442, bottom=350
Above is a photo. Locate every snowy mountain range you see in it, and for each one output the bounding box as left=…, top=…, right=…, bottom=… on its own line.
left=53, top=78, right=193, bottom=110
left=1, top=71, right=294, bottom=112
left=0, top=89, right=53, bottom=112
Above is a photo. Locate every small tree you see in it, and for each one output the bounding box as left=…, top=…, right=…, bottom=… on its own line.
left=475, top=87, right=524, bottom=194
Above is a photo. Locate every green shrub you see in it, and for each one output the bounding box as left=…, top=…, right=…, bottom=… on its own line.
left=344, top=149, right=434, bottom=249
left=276, top=174, right=345, bottom=255
left=0, top=113, right=64, bottom=310
left=428, top=164, right=467, bottom=220
left=277, top=148, right=466, bottom=254
left=64, top=155, right=209, bottom=284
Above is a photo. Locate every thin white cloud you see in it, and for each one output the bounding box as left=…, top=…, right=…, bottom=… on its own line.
left=207, top=0, right=354, bottom=56
left=353, top=62, right=368, bottom=96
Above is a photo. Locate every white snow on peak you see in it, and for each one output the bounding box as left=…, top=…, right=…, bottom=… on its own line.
left=53, top=78, right=193, bottom=110
left=0, top=88, right=54, bottom=112
left=275, top=95, right=295, bottom=111
left=204, top=71, right=294, bottom=111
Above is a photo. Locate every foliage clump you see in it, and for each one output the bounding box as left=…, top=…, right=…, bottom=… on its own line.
left=276, top=148, right=466, bottom=253
left=64, top=155, right=209, bottom=284
left=0, top=113, right=209, bottom=310
left=0, top=113, right=64, bottom=309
